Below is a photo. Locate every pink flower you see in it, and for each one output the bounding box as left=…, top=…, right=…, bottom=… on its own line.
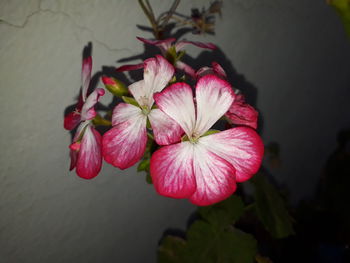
left=64, top=56, right=105, bottom=179
left=102, top=55, right=183, bottom=169
left=226, top=94, right=258, bottom=130
left=150, top=74, right=264, bottom=206
left=116, top=37, right=216, bottom=78
left=196, top=61, right=227, bottom=79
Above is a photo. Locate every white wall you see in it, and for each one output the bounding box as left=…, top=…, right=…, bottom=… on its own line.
left=0, top=0, right=349, bottom=262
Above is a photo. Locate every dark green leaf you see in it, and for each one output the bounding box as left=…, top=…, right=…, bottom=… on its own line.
left=184, top=221, right=257, bottom=263
left=198, top=195, right=244, bottom=228
left=158, top=236, right=186, bottom=263
left=251, top=173, right=294, bottom=238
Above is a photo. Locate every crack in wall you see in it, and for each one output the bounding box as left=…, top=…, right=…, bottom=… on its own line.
left=0, top=0, right=131, bottom=54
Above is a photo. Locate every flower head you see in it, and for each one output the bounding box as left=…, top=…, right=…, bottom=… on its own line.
left=150, top=74, right=264, bottom=206
left=64, top=56, right=105, bottom=179
left=102, top=55, right=183, bottom=169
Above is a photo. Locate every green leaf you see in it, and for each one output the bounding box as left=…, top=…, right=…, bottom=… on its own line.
left=158, top=236, right=186, bottom=263
left=198, top=195, right=245, bottom=228
left=122, top=96, right=139, bottom=107
left=137, top=159, right=150, bottom=172
left=184, top=221, right=257, bottom=263
left=251, top=173, right=294, bottom=238
left=329, top=0, right=350, bottom=37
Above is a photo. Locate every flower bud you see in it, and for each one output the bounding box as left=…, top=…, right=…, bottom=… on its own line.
left=102, top=76, right=128, bottom=97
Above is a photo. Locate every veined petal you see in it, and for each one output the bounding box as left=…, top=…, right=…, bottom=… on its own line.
left=116, top=63, right=144, bottom=72
left=189, top=142, right=236, bottom=206
left=176, top=61, right=196, bottom=79
left=175, top=40, right=216, bottom=51
left=199, top=127, right=264, bottom=182
left=69, top=122, right=86, bottom=170
left=136, top=37, right=175, bottom=53
left=150, top=142, right=196, bottom=198
left=80, top=88, right=105, bottom=121
left=148, top=109, right=183, bottom=145
left=82, top=56, right=92, bottom=101
left=154, top=82, right=195, bottom=137
left=128, top=80, right=148, bottom=108
left=102, top=109, right=147, bottom=169
left=194, top=75, right=234, bottom=136
left=226, top=102, right=258, bottom=129
left=64, top=111, right=81, bottom=130
left=212, top=62, right=227, bottom=78
left=112, top=102, right=142, bottom=126
left=76, top=125, right=102, bottom=179
left=143, top=55, right=175, bottom=108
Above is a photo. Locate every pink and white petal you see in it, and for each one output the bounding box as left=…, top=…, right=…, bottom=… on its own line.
left=76, top=125, right=102, bottom=179
left=102, top=112, right=147, bottom=169
left=116, top=63, right=144, bottom=72
left=199, top=127, right=264, bottom=183
left=143, top=55, right=175, bottom=107
left=112, top=102, right=142, bottom=126
left=148, top=109, right=183, bottom=145
left=128, top=80, right=150, bottom=107
left=150, top=142, right=196, bottom=198
left=137, top=37, right=174, bottom=53
left=80, top=88, right=105, bottom=121
left=193, top=75, right=234, bottom=136
left=189, top=142, right=236, bottom=206
left=64, top=111, right=81, bottom=130
left=154, top=82, right=195, bottom=137
left=81, top=56, right=92, bottom=101
left=176, top=61, right=196, bottom=79
left=212, top=62, right=227, bottom=78
left=175, top=40, right=216, bottom=51
left=69, top=121, right=87, bottom=170
left=226, top=102, right=258, bottom=130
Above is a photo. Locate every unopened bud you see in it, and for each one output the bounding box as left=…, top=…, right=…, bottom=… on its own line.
left=102, top=76, right=128, bottom=97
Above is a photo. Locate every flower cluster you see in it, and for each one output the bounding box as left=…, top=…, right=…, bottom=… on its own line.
left=64, top=38, right=264, bottom=206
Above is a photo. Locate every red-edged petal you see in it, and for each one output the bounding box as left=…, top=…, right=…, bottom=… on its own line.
left=82, top=56, right=92, bottom=101
left=226, top=101, right=258, bottom=129
left=76, top=125, right=102, bottom=179
left=64, top=111, right=81, bottom=130
left=176, top=61, right=196, bottom=79
left=148, top=108, right=183, bottom=145
left=199, top=127, right=264, bottom=182
left=102, top=109, right=147, bottom=169
left=143, top=55, right=175, bottom=107
left=80, top=88, right=105, bottom=121
left=195, top=62, right=226, bottom=80
left=112, top=103, right=142, bottom=126
left=175, top=40, right=216, bottom=51
left=194, top=75, right=234, bottom=136
left=212, top=62, right=227, bottom=78
left=189, top=142, right=236, bottom=206
left=116, top=63, right=144, bottom=72
left=150, top=142, right=196, bottom=198
left=154, top=82, right=195, bottom=137
left=69, top=121, right=86, bottom=170
left=137, top=37, right=175, bottom=53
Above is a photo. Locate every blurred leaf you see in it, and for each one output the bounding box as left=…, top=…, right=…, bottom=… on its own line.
left=328, top=0, right=350, bottom=37
left=256, top=254, right=273, bottom=263
left=251, top=173, right=294, bottom=238
left=158, top=236, right=186, bottom=263
left=184, top=221, right=257, bottom=263
left=198, top=195, right=244, bottom=228
left=146, top=172, right=153, bottom=184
